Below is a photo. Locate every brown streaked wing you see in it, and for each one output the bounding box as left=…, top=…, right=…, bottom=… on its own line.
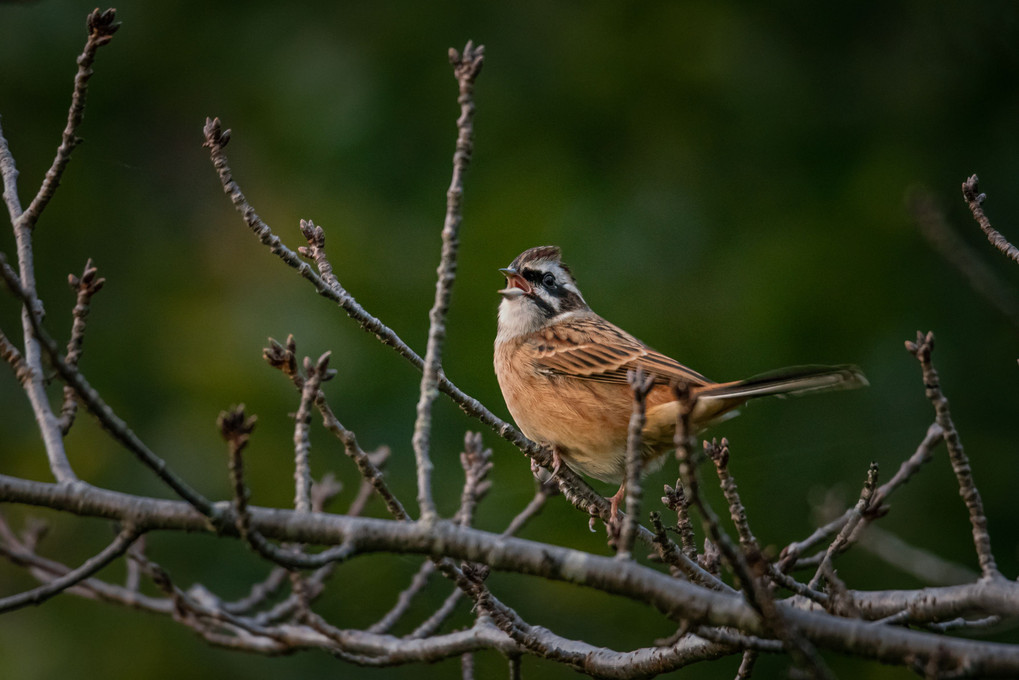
left=532, top=315, right=714, bottom=387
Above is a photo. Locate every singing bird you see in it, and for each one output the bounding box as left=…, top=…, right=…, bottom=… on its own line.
left=493, top=245, right=866, bottom=515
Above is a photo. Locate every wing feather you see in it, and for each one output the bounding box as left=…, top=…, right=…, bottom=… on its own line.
left=531, top=315, right=713, bottom=387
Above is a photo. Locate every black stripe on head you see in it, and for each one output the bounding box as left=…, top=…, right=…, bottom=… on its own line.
left=528, top=291, right=557, bottom=318
left=556, top=290, right=587, bottom=313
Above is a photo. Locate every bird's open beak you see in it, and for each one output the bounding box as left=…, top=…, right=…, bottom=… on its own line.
left=498, top=267, right=531, bottom=298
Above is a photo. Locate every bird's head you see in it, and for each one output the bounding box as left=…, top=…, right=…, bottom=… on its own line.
left=496, top=246, right=590, bottom=339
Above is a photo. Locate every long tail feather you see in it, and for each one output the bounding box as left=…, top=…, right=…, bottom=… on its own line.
left=696, top=364, right=867, bottom=401
left=642, top=364, right=866, bottom=446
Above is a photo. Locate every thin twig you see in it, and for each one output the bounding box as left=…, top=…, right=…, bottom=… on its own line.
left=345, top=456, right=384, bottom=517
left=368, top=560, right=437, bottom=635
left=807, top=463, right=878, bottom=591
left=662, top=480, right=698, bottom=560
left=263, top=336, right=410, bottom=521
left=648, top=511, right=689, bottom=578
left=508, top=654, right=521, bottom=680
left=18, top=9, right=120, bottom=231
left=0, top=325, right=31, bottom=386
left=962, top=174, right=1019, bottom=266
left=0, top=523, right=140, bottom=613
left=411, top=41, right=484, bottom=522
left=708, top=438, right=757, bottom=554
left=455, top=431, right=493, bottom=526
left=0, top=121, right=22, bottom=223
left=220, top=404, right=355, bottom=570
left=708, top=439, right=828, bottom=607
left=221, top=567, right=289, bottom=615
left=60, top=258, right=105, bottom=434
left=735, top=649, right=759, bottom=679
left=617, top=367, right=654, bottom=559
left=294, top=353, right=332, bottom=513
left=909, top=187, right=1019, bottom=329
left=780, top=422, right=943, bottom=571
left=906, top=331, right=999, bottom=580
left=318, top=403, right=409, bottom=521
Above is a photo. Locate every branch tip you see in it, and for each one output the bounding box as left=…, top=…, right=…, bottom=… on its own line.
left=263, top=335, right=298, bottom=378
left=217, top=404, right=257, bottom=448
left=961, top=174, right=982, bottom=204
left=202, top=117, right=231, bottom=149
left=86, top=8, right=120, bottom=43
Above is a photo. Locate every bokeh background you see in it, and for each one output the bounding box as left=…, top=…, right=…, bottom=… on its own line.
left=1, top=1, right=1017, bottom=678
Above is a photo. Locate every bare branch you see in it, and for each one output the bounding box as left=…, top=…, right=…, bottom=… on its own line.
left=455, top=431, right=493, bottom=526
left=807, top=462, right=878, bottom=591
left=0, top=324, right=31, bottom=386
left=906, top=331, right=999, bottom=579
left=617, top=367, right=655, bottom=559
left=735, top=649, right=758, bottom=679
left=60, top=258, right=105, bottom=434
left=781, top=422, right=943, bottom=571
left=0, top=121, right=23, bottom=222
left=0, top=522, right=140, bottom=613
left=410, top=41, right=484, bottom=522
left=264, top=336, right=410, bottom=521
left=7, top=474, right=1019, bottom=673
left=962, top=174, right=1019, bottom=266
left=18, top=9, right=120, bottom=231
left=909, top=187, right=1019, bottom=329
left=368, top=560, right=437, bottom=635
left=662, top=480, right=698, bottom=560
left=0, top=128, right=75, bottom=481
left=294, top=353, right=333, bottom=513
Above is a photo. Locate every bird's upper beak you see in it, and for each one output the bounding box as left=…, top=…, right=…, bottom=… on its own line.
left=498, top=267, right=531, bottom=298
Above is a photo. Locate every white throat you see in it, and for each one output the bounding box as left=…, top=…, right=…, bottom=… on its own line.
left=496, top=298, right=545, bottom=342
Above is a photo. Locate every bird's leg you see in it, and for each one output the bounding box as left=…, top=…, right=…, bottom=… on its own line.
left=551, top=446, right=565, bottom=477
left=597, top=482, right=627, bottom=534
left=530, top=444, right=565, bottom=482
left=608, top=481, right=626, bottom=519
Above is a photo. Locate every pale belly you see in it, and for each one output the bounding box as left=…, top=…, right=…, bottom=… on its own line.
left=495, top=352, right=634, bottom=483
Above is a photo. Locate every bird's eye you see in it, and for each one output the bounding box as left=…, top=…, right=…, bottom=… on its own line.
left=542, top=273, right=556, bottom=288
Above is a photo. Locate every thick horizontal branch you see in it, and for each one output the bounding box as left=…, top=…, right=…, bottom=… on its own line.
left=4, top=473, right=1019, bottom=674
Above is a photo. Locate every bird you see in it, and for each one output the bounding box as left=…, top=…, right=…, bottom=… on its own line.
left=493, top=245, right=866, bottom=517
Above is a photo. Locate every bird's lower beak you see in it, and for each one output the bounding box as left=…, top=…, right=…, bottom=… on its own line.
left=498, top=267, right=531, bottom=298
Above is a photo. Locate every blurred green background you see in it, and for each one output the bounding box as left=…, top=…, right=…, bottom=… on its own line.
left=1, top=1, right=1017, bottom=678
